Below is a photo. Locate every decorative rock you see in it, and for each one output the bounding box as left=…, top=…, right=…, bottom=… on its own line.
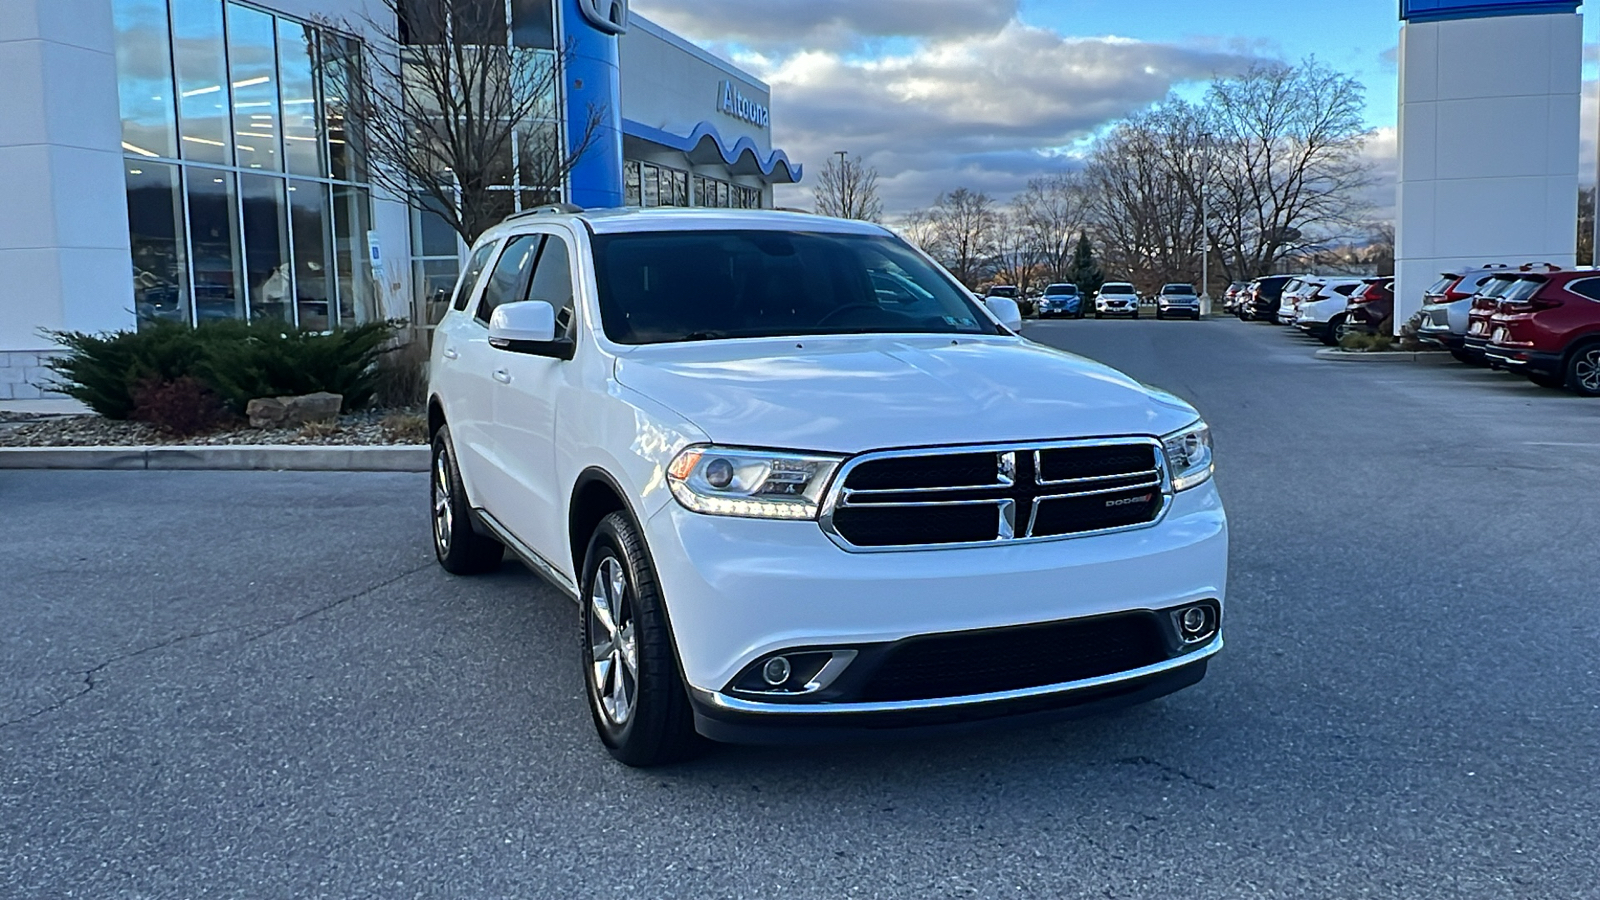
left=246, top=392, right=344, bottom=428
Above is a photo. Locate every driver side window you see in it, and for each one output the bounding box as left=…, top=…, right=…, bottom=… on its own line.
left=475, top=234, right=543, bottom=325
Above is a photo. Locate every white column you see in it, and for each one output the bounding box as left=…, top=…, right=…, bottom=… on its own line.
left=1395, top=12, right=1582, bottom=332
left=0, top=0, right=134, bottom=358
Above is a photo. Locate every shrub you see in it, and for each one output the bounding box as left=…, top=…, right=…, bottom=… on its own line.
left=380, top=412, right=429, bottom=444
left=130, top=375, right=231, bottom=436
left=1339, top=330, right=1395, bottom=352
left=47, top=319, right=402, bottom=419
left=373, top=337, right=430, bottom=409
left=197, top=320, right=398, bottom=414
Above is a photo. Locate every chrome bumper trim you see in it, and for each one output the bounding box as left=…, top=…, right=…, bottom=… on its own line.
left=695, top=633, right=1222, bottom=716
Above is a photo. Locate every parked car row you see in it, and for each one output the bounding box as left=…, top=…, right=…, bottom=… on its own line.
left=996, top=281, right=1208, bottom=321
left=1434, top=264, right=1600, bottom=395
left=1225, top=273, right=1394, bottom=346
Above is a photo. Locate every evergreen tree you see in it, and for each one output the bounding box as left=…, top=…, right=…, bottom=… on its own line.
left=1065, top=234, right=1104, bottom=294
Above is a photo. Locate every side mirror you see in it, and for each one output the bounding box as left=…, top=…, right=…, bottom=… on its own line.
left=488, top=300, right=572, bottom=358
left=985, top=296, right=1023, bottom=333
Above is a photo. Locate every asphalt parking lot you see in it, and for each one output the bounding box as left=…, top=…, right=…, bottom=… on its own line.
left=4, top=318, right=1599, bottom=899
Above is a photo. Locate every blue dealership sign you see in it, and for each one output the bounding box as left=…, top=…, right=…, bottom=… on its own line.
left=1402, top=0, right=1580, bottom=21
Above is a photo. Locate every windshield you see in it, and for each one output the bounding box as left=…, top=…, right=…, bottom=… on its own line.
left=1500, top=279, right=1543, bottom=303
left=1044, top=285, right=1077, bottom=296
left=1162, top=285, right=1195, bottom=295
left=1475, top=278, right=1517, bottom=300
left=1426, top=274, right=1460, bottom=295
left=1102, top=283, right=1135, bottom=294
left=987, top=286, right=1018, bottom=298
left=591, top=230, right=999, bottom=344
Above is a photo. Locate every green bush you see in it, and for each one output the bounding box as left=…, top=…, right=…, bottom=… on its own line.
left=1338, top=330, right=1395, bottom=352
left=47, top=319, right=401, bottom=419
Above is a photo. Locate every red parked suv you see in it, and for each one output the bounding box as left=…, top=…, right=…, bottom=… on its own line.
left=1483, top=270, right=1600, bottom=395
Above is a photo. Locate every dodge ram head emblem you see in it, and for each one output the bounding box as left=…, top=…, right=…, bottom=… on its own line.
left=577, top=0, right=629, bottom=34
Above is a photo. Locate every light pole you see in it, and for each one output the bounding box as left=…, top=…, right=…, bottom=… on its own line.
left=1198, top=132, right=1214, bottom=317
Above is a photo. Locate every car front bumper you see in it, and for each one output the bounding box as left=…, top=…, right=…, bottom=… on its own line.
left=1159, top=303, right=1200, bottom=316
left=644, top=482, right=1228, bottom=736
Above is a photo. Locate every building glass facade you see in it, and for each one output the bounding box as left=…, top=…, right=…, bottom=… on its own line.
left=113, top=0, right=376, bottom=330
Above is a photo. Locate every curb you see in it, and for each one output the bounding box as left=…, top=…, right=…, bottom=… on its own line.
left=1313, top=349, right=1458, bottom=365
left=0, top=444, right=429, bottom=472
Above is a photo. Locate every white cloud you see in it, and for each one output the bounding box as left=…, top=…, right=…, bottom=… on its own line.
left=632, top=0, right=1018, bottom=50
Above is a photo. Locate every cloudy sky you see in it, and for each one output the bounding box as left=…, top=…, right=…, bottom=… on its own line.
left=631, top=0, right=1600, bottom=220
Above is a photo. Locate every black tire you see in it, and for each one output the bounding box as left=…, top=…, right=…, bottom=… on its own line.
left=1076, top=308, right=1086, bottom=319
left=1094, top=312, right=1102, bottom=319
left=1132, top=311, right=1140, bottom=320
left=1568, top=343, right=1600, bottom=397
left=431, top=426, right=504, bottom=575
left=581, top=512, right=703, bottom=767
left=1156, top=310, right=1165, bottom=320
left=1319, top=315, right=1345, bottom=347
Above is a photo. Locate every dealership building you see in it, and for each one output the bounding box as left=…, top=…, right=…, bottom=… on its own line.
left=0, top=0, right=801, bottom=399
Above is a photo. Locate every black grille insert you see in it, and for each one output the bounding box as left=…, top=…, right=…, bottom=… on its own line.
left=828, top=441, right=1164, bottom=548
left=857, top=614, right=1168, bottom=702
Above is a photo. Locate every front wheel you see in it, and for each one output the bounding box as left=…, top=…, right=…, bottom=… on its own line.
left=1569, top=344, right=1600, bottom=397
left=1094, top=312, right=1103, bottom=319
left=1156, top=310, right=1165, bottom=320
left=582, top=512, right=702, bottom=767
left=431, top=426, right=504, bottom=575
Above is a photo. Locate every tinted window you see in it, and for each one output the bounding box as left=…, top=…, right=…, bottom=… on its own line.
left=1475, top=278, right=1516, bottom=301
left=527, top=235, right=575, bottom=334
left=1161, top=284, right=1195, bottom=295
left=475, top=235, right=542, bottom=323
left=1501, top=279, right=1543, bottom=303
left=1044, top=285, right=1077, bottom=296
left=1426, top=275, right=1459, bottom=294
left=1102, top=283, right=1135, bottom=293
left=591, top=230, right=996, bottom=344
left=987, top=286, right=1018, bottom=298
left=1567, top=278, right=1600, bottom=301
left=453, top=240, right=500, bottom=311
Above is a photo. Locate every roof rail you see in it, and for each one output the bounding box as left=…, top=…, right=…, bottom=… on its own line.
left=507, top=202, right=585, bottom=220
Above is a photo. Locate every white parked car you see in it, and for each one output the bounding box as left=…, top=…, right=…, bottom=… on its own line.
left=1275, top=278, right=1321, bottom=325
left=427, top=207, right=1227, bottom=766
left=1095, top=282, right=1143, bottom=318
left=1293, top=277, right=1366, bottom=344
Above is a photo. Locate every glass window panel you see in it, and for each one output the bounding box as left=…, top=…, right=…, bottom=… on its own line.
left=227, top=4, right=282, bottom=172
left=278, top=20, right=323, bottom=177
left=673, top=171, right=689, bottom=207
left=511, top=0, right=555, bottom=49
left=321, top=34, right=365, bottom=182
left=717, top=181, right=729, bottom=208
left=452, top=240, right=499, bottom=311
left=412, top=193, right=459, bottom=257
left=527, top=235, right=574, bottom=334
left=126, top=161, right=190, bottom=326
left=623, top=161, right=641, bottom=207
left=288, top=180, right=333, bottom=331
left=641, top=165, right=659, bottom=208
left=171, top=0, right=231, bottom=163
left=186, top=169, right=244, bottom=321
left=239, top=173, right=291, bottom=322
left=416, top=259, right=461, bottom=325
left=516, top=121, right=561, bottom=194
left=398, top=0, right=445, bottom=44
left=114, top=0, right=179, bottom=160
left=332, top=184, right=374, bottom=326
left=693, top=176, right=707, bottom=207
left=475, top=234, right=541, bottom=322
left=454, top=0, right=507, bottom=46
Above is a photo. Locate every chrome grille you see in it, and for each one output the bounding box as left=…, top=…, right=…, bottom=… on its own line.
left=820, top=439, right=1169, bottom=551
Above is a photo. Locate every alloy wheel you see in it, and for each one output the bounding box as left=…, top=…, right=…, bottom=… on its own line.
left=1576, top=348, right=1600, bottom=393
left=588, top=556, right=639, bottom=727
left=432, top=451, right=453, bottom=556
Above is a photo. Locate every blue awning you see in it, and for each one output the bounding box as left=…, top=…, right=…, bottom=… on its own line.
left=622, top=118, right=802, bottom=184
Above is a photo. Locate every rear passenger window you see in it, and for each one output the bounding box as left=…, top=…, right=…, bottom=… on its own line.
left=1568, top=278, right=1600, bottom=301
left=453, top=241, right=500, bottom=311
left=475, top=235, right=544, bottom=324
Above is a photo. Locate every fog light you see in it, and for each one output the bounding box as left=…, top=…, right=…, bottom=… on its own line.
left=1180, top=607, right=1208, bottom=635
left=761, top=656, right=792, bottom=686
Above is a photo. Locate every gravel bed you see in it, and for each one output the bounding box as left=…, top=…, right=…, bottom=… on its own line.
left=0, top=408, right=427, bottom=448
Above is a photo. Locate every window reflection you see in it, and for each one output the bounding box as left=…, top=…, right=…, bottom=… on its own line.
left=186, top=170, right=244, bottom=321
left=126, top=162, right=190, bottom=324
left=240, top=173, right=290, bottom=320
left=278, top=20, right=323, bottom=178
left=227, top=4, right=282, bottom=172
left=114, top=0, right=179, bottom=159
left=290, top=181, right=333, bottom=331
left=171, top=0, right=232, bottom=164
left=332, top=184, right=373, bottom=326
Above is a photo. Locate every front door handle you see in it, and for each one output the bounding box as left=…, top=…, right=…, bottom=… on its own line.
left=442, top=347, right=459, bottom=360
left=492, top=368, right=512, bottom=384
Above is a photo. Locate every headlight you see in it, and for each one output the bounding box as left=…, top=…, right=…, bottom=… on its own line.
left=667, top=446, right=843, bottom=519
left=1162, top=421, right=1213, bottom=491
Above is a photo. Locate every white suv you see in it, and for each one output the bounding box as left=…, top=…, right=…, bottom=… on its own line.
left=427, top=208, right=1228, bottom=766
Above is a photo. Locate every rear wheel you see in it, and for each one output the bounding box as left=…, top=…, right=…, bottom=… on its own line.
left=431, top=426, right=504, bottom=575
left=1320, top=316, right=1345, bottom=347
left=1567, top=343, right=1600, bottom=396
left=582, top=512, right=703, bottom=767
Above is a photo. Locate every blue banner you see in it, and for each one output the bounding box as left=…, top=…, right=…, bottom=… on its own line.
left=1402, top=0, right=1580, bottom=21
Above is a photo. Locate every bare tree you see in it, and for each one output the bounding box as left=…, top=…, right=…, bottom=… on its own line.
left=813, top=152, right=884, bottom=222
left=991, top=210, right=1042, bottom=298
left=927, top=188, right=998, bottom=288
left=1013, top=174, right=1089, bottom=284
left=332, top=0, right=602, bottom=245
left=1082, top=108, right=1203, bottom=291
left=896, top=207, right=942, bottom=254
left=1204, top=59, right=1374, bottom=280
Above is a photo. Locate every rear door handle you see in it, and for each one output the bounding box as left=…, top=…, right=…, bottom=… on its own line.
left=442, top=347, right=459, bottom=360
left=492, top=368, right=512, bottom=384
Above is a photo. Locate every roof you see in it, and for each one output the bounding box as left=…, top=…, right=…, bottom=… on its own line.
left=487, top=207, right=894, bottom=239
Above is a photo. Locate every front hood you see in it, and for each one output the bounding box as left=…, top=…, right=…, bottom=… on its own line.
left=613, top=335, right=1199, bottom=454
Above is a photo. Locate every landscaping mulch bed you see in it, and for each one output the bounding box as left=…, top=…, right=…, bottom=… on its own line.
left=0, top=408, right=427, bottom=448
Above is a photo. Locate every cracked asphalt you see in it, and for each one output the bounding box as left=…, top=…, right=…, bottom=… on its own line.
left=4, top=318, right=1599, bottom=899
